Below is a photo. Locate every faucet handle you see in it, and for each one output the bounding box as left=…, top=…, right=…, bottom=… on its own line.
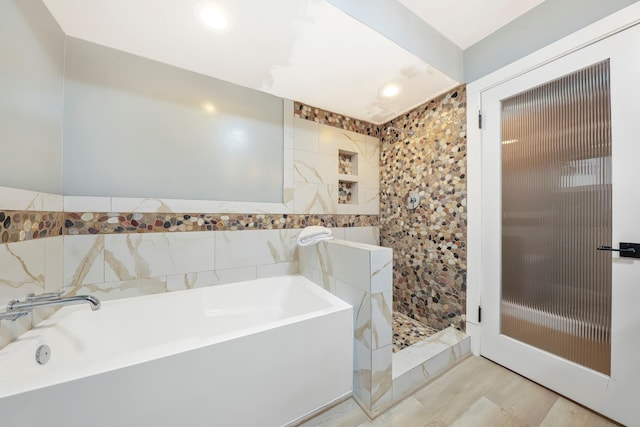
left=25, top=291, right=64, bottom=302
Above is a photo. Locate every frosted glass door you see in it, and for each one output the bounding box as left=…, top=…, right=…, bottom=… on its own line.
left=501, top=60, right=612, bottom=374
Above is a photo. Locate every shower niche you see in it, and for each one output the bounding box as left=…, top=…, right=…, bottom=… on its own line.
left=338, top=150, right=358, bottom=205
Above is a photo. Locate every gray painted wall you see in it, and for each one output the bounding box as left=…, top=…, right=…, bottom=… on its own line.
left=63, top=38, right=284, bottom=202
left=464, top=0, right=638, bottom=82
left=0, top=0, right=65, bottom=194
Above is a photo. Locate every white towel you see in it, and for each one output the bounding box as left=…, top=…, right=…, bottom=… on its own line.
left=296, top=226, right=333, bottom=247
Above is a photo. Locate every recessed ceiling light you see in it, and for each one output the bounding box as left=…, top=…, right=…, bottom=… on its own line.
left=381, top=84, right=401, bottom=98
left=202, top=102, right=216, bottom=114
left=196, top=2, right=230, bottom=32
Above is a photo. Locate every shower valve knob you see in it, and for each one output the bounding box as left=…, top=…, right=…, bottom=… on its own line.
left=407, top=191, right=420, bottom=210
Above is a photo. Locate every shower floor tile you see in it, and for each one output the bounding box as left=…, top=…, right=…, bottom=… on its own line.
left=392, top=312, right=439, bottom=353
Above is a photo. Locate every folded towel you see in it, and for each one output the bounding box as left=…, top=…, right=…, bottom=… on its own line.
left=297, top=226, right=333, bottom=247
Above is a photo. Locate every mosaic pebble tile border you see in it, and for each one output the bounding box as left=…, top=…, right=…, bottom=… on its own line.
left=2, top=210, right=378, bottom=238
left=393, top=311, right=440, bottom=353
left=64, top=212, right=379, bottom=235
left=294, top=101, right=379, bottom=136
left=0, top=211, right=64, bottom=242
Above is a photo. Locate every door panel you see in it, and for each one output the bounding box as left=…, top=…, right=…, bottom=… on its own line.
left=481, top=23, right=640, bottom=426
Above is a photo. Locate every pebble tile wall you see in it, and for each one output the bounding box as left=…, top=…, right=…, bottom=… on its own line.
left=379, top=86, right=467, bottom=332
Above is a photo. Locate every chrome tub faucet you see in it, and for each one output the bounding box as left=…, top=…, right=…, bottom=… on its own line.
left=0, top=292, right=100, bottom=322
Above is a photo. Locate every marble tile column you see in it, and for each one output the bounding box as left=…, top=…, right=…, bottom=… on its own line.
left=299, top=239, right=393, bottom=418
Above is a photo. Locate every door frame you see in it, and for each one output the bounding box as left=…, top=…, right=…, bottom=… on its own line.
left=465, top=1, right=640, bottom=421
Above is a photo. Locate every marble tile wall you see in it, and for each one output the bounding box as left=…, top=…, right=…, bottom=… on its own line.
left=2, top=210, right=379, bottom=350
left=63, top=229, right=295, bottom=299
left=0, top=187, right=64, bottom=349
left=60, top=224, right=379, bottom=300
left=299, top=239, right=393, bottom=418
left=293, top=118, right=379, bottom=216
left=379, top=85, right=467, bottom=332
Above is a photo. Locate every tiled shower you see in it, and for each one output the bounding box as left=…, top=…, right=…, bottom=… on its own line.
left=380, top=86, right=467, bottom=340
left=294, top=88, right=469, bottom=412
left=297, top=86, right=468, bottom=351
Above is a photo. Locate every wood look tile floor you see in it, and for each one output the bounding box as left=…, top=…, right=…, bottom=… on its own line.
left=300, top=356, right=620, bottom=427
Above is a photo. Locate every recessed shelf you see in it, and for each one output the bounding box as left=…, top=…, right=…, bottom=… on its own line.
left=337, top=149, right=358, bottom=205
left=338, top=180, right=357, bottom=205
left=338, top=150, right=358, bottom=176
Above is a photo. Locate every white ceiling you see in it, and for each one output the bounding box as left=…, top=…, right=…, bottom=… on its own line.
left=41, top=0, right=539, bottom=124
left=398, top=0, right=547, bottom=49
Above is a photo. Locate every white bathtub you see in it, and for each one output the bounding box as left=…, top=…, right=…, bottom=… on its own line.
left=0, top=275, right=353, bottom=427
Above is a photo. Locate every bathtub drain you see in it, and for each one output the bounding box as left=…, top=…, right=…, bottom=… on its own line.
left=36, top=344, right=51, bottom=365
